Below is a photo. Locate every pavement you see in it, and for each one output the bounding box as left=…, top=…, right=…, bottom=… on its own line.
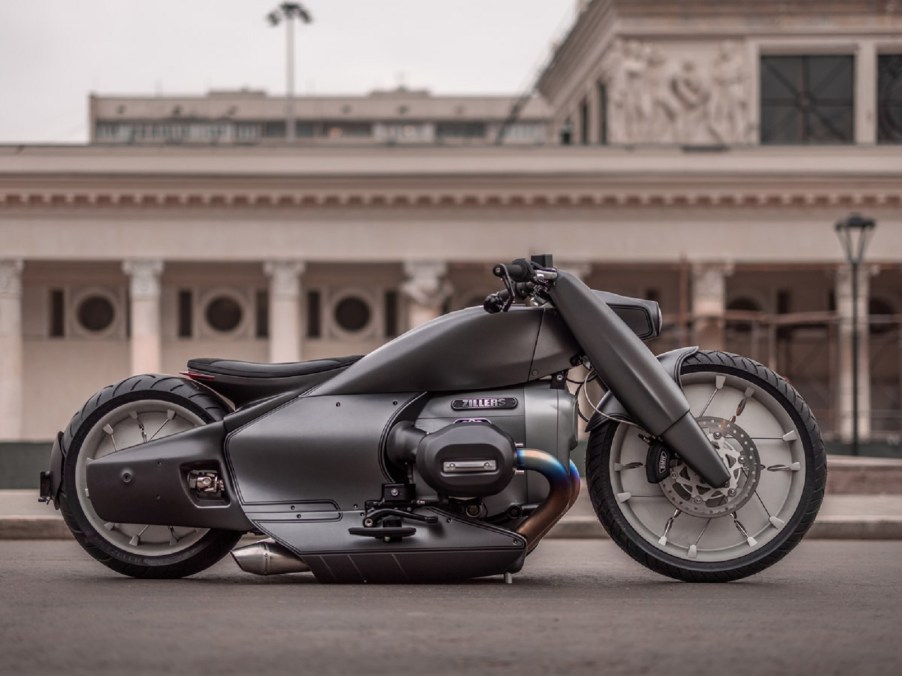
left=1, top=539, right=900, bottom=676
left=3, top=454, right=901, bottom=540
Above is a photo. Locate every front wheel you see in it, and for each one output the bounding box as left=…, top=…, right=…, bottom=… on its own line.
left=58, top=374, right=243, bottom=578
left=586, top=350, right=826, bottom=582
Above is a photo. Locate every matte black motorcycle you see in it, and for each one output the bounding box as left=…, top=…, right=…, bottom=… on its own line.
left=41, top=255, right=826, bottom=583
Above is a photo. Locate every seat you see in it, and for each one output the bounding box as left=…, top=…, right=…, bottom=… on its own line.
left=186, top=355, right=362, bottom=379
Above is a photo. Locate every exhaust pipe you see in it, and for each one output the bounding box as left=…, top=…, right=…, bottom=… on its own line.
left=231, top=539, right=310, bottom=576
left=515, top=449, right=576, bottom=552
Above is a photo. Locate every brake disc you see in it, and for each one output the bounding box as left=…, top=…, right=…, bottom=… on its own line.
left=659, top=416, right=760, bottom=518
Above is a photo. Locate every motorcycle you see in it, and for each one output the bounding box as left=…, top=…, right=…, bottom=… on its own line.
left=40, top=255, right=826, bottom=583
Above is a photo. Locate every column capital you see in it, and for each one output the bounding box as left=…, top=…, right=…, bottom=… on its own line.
left=402, top=260, right=452, bottom=308
left=0, top=260, right=24, bottom=298
left=122, top=259, right=164, bottom=300
left=264, top=260, right=306, bottom=298
left=691, top=262, right=734, bottom=303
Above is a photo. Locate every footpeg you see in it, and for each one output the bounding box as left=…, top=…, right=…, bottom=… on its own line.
left=348, top=526, right=417, bottom=540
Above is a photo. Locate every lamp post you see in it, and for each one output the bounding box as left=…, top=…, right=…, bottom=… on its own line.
left=834, top=213, right=876, bottom=456
left=267, top=3, right=313, bottom=143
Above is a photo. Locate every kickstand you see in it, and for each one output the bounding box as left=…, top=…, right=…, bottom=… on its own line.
left=503, top=572, right=513, bottom=585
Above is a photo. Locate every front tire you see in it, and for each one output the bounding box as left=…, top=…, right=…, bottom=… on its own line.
left=58, top=374, right=243, bottom=579
left=586, top=350, right=826, bottom=582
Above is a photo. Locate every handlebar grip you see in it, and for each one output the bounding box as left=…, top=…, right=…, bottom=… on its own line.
left=492, top=259, right=533, bottom=283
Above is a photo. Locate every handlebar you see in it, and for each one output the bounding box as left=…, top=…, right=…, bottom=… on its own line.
left=485, top=256, right=559, bottom=313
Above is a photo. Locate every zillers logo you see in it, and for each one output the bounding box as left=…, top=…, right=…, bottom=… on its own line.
left=451, top=397, right=518, bottom=411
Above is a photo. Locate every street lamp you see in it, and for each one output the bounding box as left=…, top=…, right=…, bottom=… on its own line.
left=834, top=212, right=876, bottom=456
left=267, top=3, right=313, bottom=143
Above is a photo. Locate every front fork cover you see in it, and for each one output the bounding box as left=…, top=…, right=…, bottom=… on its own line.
left=549, top=272, right=729, bottom=487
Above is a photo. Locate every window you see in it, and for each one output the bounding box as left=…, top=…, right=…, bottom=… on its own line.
left=598, top=82, right=608, bottom=145
left=436, top=122, right=486, bottom=140
left=334, top=296, right=371, bottom=333
left=263, top=121, right=286, bottom=138
left=306, top=290, right=321, bottom=338
left=878, top=55, right=902, bottom=143
left=580, top=98, right=589, bottom=145
left=49, top=289, right=65, bottom=337
left=76, top=295, right=115, bottom=333
left=560, top=119, right=573, bottom=145
left=760, top=55, right=854, bottom=144
left=255, top=290, right=269, bottom=339
left=384, top=290, right=398, bottom=338
left=323, top=122, right=372, bottom=139
left=178, top=290, right=193, bottom=338
left=204, top=295, right=243, bottom=333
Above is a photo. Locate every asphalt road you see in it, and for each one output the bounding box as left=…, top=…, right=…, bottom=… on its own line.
left=1, top=540, right=900, bottom=676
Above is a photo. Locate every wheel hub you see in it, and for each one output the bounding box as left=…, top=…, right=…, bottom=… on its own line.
left=659, top=416, right=760, bottom=517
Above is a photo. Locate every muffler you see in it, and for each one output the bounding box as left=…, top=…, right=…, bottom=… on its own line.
left=231, top=539, right=311, bottom=575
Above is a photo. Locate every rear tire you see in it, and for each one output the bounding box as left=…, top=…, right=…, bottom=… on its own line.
left=58, top=374, right=243, bottom=579
left=586, top=350, right=826, bottom=582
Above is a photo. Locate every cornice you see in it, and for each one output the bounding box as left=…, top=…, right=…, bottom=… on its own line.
left=1, top=184, right=900, bottom=212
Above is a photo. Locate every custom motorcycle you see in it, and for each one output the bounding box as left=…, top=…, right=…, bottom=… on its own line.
left=41, top=255, right=826, bottom=583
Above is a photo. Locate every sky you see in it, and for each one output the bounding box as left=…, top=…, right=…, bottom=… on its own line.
left=0, top=0, right=577, bottom=144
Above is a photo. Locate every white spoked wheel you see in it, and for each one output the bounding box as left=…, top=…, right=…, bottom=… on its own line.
left=59, top=375, right=242, bottom=578
left=586, top=350, right=826, bottom=582
left=74, top=400, right=209, bottom=556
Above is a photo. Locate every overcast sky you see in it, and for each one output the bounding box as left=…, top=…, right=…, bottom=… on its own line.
left=0, top=0, right=576, bottom=144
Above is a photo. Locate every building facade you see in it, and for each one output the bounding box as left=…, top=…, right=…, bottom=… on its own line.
left=1, top=0, right=900, bottom=443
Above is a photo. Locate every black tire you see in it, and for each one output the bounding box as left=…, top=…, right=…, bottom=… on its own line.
left=586, top=350, right=827, bottom=582
left=58, top=374, right=243, bottom=579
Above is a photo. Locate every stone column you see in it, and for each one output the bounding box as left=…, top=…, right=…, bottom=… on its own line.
left=402, top=261, right=452, bottom=329
left=123, top=260, right=163, bottom=375
left=0, top=260, right=24, bottom=440
left=587, top=84, right=602, bottom=145
left=264, top=261, right=305, bottom=363
left=855, top=41, right=877, bottom=145
left=691, top=263, right=733, bottom=351
left=835, top=264, right=872, bottom=441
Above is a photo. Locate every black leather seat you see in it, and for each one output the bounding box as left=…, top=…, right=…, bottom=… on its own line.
left=187, top=355, right=362, bottom=379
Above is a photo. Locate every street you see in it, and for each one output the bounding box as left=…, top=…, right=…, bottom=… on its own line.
left=1, top=539, right=900, bottom=676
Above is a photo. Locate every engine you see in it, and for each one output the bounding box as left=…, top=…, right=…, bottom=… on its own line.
left=389, top=420, right=516, bottom=498
left=386, top=382, right=577, bottom=512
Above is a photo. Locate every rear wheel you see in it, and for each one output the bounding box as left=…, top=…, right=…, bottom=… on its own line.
left=59, top=374, right=242, bottom=578
left=586, top=350, right=826, bottom=582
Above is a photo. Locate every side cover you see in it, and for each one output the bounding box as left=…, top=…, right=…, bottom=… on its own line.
left=224, top=391, right=527, bottom=582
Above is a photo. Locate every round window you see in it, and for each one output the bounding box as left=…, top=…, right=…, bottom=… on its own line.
left=205, top=296, right=243, bottom=333
left=77, top=295, right=115, bottom=333
left=334, top=296, right=371, bottom=333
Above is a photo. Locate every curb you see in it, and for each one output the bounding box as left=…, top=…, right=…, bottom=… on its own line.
left=544, top=516, right=902, bottom=540
left=3, top=515, right=902, bottom=541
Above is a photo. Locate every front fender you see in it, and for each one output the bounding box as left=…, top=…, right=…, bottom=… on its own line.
left=586, top=347, right=699, bottom=432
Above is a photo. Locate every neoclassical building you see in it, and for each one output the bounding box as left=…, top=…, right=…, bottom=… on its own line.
left=1, top=0, right=900, bottom=443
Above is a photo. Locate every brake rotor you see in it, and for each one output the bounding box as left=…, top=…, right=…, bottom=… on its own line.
left=659, top=416, right=760, bottom=518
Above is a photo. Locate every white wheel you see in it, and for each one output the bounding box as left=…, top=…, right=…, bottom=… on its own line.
left=587, top=351, right=826, bottom=582
left=59, top=375, right=242, bottom=578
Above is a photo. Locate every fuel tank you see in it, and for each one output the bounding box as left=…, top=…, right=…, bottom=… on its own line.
left=315, top=305, right=580, bottom=395
left=314, top=291, right=661, bottom=396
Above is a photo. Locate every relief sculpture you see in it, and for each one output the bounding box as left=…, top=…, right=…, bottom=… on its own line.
left=604, top=39, right=750, bottom=145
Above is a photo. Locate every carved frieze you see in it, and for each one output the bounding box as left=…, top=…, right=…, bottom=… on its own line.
left=604, top=39, right=751, bottom=145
